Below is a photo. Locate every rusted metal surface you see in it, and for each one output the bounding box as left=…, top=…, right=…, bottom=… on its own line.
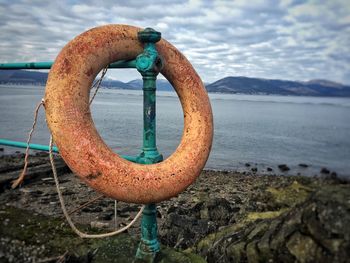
left=44, top=25, right=213, bottom=204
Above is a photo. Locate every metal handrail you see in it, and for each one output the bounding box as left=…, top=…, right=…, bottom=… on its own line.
left=0, top=138, right=138, bottom=162
left=0, top=60, right=136, bottom=70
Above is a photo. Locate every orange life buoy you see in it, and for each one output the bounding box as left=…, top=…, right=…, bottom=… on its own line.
left=45, top=25, right=213, bottom=204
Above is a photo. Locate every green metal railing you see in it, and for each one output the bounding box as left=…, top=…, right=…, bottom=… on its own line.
left=0, top=27, right=164, bottom=262
left=0, top=139, right=138, bottom=163
left=0, top=139, right=59, bottom=153
left=0, top=60, right=136, bottom=69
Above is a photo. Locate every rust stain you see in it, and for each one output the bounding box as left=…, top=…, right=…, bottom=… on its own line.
left=59, top=58, right=71, bottom=75
left=86, top=172, right=102, bottom=180
left=85, top=67, right=94, bottom=77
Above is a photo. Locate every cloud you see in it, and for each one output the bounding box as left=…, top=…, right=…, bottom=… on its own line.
left=0, top=0, right=349, bottom=84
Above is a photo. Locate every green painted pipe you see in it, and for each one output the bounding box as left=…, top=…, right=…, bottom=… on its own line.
left=135, top=28, right=163, bottom=262
left=0, top=138, right=138, bottom=163
left=0, top=60, right=136, bottom=70
left=0, top=138, right=59, bottom=153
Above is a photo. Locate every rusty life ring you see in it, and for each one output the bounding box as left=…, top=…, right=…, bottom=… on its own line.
left=45, top=25, right=213, bottom=204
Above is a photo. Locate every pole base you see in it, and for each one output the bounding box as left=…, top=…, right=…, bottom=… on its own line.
left=135, top=239, right=160, bottom=262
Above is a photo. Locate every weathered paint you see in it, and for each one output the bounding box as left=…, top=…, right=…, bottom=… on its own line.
left=135, top=28, right=162, bottom=260
left=136, top=204, right=160, bottom=261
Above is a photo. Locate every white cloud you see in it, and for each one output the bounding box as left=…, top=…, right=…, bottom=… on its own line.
left=0, top=0, right=349, bottom=84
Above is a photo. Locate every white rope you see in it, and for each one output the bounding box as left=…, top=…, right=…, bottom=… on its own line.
left=47, top=66, right=145, bottom=238
left=12, top=99, right=45, bottom=188
left=49, top=136, right=145, bottom=238
left=89, top=66, right=108, bottom=105
left=114, top=200, right=118, bottom=229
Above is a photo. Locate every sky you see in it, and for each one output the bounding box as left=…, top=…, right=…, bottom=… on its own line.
left=0, top=0, right=349, bottom=84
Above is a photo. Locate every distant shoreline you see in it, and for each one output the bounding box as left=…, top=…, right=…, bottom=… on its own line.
left=0, top=149, right=347, bottom=182
left=2, top=83, right=350, bottom=98
left=1, top=69, right=350, bottom=96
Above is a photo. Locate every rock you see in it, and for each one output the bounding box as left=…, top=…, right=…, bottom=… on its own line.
left=82, top=206, right=103, bottom=213
left=267, top=167, right=273, bottom=172
left=226, top=241, right=245, bottom=262
left=30, top=190, right=43, bottom=197
left=245, top=163, right=251, bottom=167
left=251, top=167, right=257, bottom=173
left=99, top=211, right=114, bottom=221
left=278, top=164, right=290, bottom=172
left=266, top=181, right=313, bottom=207
left=246, top=241, right=260, bottom=263
left=195, top=184, right=350, bottom=262
left=19, top=188, right=33, bottom=194
left=330, top=172, right=337, bottom=179
left=299, top=163, right=309, bottom=168
left=198, top=198, right=235, bottom=224
left=90, top=221, right=109, bottom=229
left=119, top=205, right=140, bottom=213
left=160, top=198, right=236, bottom=249
left=0, top=148, right=4, bottom=152
left=286, top=231, right=323, bottom=262
left=41, top=177, right=54, bottom=181
left=320, top=167, right=330, bottom=174
left=34, top=152, right=49, bottom=157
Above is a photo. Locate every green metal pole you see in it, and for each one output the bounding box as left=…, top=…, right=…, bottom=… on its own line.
left=135, top=28, right=163, bottom=262
left=0, top=138, right=138, bottom=163
left=0, top=138, right=59, bottom=152
left=0, top=60, right=136, bottom=70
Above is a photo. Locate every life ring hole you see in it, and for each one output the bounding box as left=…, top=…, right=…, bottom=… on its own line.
left=153, top=76, right=183, bottom=160
left=90, top=68, right=143, bottom=157
left=89, top=69, right=184, bottom=160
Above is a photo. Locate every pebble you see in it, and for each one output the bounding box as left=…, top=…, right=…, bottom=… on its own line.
left=91, top=221, right=109, bottom=229
left=41, top=177, right=54, bottom=181
left=320, top=167, right=330, bottom=174
left=99, top=212, right=114, bottom=221
left=278, top=164, right=290, bottom=172
left=19, top=188, right=33, bottom=193
left=82, top=206, right=103, bottom=213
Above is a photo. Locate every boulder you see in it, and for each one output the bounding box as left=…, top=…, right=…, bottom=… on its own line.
left=195, top=184, right=350, bottom=262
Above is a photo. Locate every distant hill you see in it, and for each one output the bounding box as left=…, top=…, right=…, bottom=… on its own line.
left=1, top=70, right=350, bottom=97
left=206, top=76, right=350, bottom=97
left=0, top=70, right=48, bottom=85
left=127, top=79, right=173, bottom=91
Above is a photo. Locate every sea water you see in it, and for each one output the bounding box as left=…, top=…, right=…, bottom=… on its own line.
left=1, top=85, right=349, bottom=178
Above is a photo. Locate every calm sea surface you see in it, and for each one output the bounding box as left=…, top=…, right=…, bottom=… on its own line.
left=1, top=85, right=350, bottom=178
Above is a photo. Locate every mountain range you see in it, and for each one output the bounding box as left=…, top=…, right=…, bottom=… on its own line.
left=1, top=69, right=350, bottom=97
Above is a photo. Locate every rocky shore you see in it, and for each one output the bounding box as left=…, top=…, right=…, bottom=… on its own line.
left=0, top=153, right=349, bottom=262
